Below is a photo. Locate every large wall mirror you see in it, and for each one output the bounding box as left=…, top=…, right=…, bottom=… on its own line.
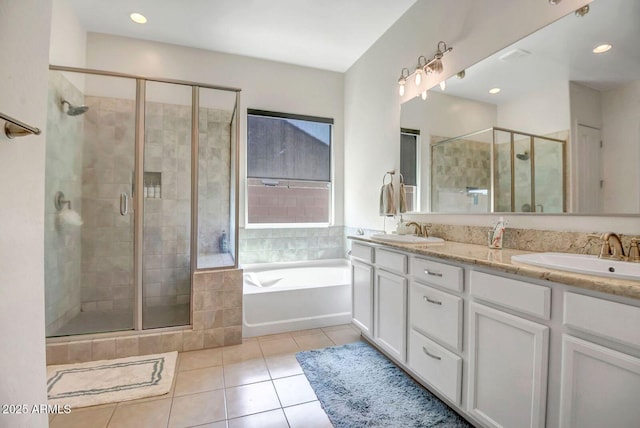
left=400, top=0, right=640, bottom=215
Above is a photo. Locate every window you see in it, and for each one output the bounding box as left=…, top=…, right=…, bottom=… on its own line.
left=247, top=109, right=332, bottom=225
left=400, top=128, right=420, bottom=212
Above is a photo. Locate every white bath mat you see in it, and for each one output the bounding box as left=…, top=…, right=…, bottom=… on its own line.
left=46, top=351, right=177, bottom=409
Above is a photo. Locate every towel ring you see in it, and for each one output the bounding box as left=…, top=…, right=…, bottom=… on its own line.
left=382, top=171, right=395, bottom=185
left=399, top=173, right=405, bottom=185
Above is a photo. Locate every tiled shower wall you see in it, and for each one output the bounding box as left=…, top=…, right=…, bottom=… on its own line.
left=81, top=95, right=136, bottom=312
left=142, top=101, right=192, bottom=308
left=197, top=108, right=232, bottom=261
left=431, top=136, right=491, bottom=213
left=44, top=72, right=84, bottom=335
left=496, top=131, right=567, bottom=213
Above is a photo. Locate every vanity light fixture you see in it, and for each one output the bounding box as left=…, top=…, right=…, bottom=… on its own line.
left=489, top=87, right=501, bottom=94
left=575, top=5, right=590, bottom=17
left=415, top=56, right=428, bottom=85
left=440, top=80, right=446, bottom=91
left=397, top=41, right=453, bottom=97
left=421, top=90, right=428, bottom=100
left=593, top=43, right=612, bottom=54
left=130, top=12, right=148, bottom=24
left=398, top=68, right=410, bottom=96
left=456, top=70, right=466, bottom=79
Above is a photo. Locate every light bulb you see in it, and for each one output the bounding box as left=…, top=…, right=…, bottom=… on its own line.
left=421, top=90, right=428, bottom=101
left=415, top=70, right=422, bottom=86
left=440, top=80, right=446, bottom=91
left=399, top=83, right=405, bottom=96
left=130, top=12, right=147, bottom=24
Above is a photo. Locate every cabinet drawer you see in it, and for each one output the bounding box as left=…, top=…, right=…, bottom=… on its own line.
left=376, top=248, right=407, bottom=274
left=564, top=292, right=640, bottom=349
left=410, top=282, right=462, bottom=351
left=351, top=242, right=373, bottom=263
left=470, top=271, right=550, bottom=319
left=409, top=329, right=462, bottom=405
left=410, top=257, right=463, bottom=292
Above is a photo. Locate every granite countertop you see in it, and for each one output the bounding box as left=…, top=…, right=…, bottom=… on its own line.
left=349, top=235, right=640, bottom=301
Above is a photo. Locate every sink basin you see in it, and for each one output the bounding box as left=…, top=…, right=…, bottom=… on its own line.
left=511, top=252, right=640, bottom=281
left=370, top=234, right=445, bottom=245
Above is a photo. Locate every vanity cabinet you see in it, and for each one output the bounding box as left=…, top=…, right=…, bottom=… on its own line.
left=350, top=243, right=375, bottom=337
left=348, top=238, right=640, bottom=428
left=374, top=268, right=407, bottom=362
left=351, top=260, right=374, bottom=337
left=468, top=271, right=550, bottom=428
left=468, top=302, right=549, bottom=428
left=559, top=292, right=640, bottom=428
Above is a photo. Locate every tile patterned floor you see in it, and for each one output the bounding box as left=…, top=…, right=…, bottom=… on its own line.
left=48, top=323, right=362, bottom=428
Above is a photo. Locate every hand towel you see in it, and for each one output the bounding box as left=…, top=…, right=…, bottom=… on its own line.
left=399, top=182, right=407, bottom=213
left=379, top=183, right=396, bottom=216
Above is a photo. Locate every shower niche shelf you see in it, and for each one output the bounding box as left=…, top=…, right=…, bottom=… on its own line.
left=144, top=171, right=162, bottom=199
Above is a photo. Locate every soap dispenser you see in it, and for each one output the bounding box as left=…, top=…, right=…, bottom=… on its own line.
left=488, top=217, right=506, bottom=249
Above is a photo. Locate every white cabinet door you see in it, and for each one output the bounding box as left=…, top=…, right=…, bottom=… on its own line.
left=375, top=269, right=408, bottom=362
left=351, top=261, right=374, bottom=337
left=468, top=302, right=549, bottom=428
left=560, top=335, right=640, bottom=428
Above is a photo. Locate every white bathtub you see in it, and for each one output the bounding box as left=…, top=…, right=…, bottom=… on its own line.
left=242, top=259, right=352, bottom=337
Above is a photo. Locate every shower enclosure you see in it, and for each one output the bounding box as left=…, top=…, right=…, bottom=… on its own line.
left=430, top=127, right=566, bottom=213
left=44, top=66, right=239, bottom=337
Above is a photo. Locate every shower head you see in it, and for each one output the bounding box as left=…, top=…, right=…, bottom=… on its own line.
left=516, top=151, right=530, bottom=161
left=61, top=99, right=89, bottom=116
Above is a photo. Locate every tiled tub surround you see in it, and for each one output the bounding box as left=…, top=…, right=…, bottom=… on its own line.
left=44, top=71, right=85, bottom=335
left=239, top=226, right=345, bottom=264
left=46, top=268, right=243, bottom=365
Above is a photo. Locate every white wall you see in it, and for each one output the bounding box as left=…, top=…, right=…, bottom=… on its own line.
left=497, top=80, right=570, bottom=135
left=344, top=0, right=639, bottom=235
left=0, top=0, right=52, bottom=426
left=84, top=33, right=345, bottom=227
left=49, top=0, right=87, bottom=89
left=602, top=81, right=640, bottom=213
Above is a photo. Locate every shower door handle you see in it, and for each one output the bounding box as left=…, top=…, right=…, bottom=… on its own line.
left=120, top=193, right=129, bottom=216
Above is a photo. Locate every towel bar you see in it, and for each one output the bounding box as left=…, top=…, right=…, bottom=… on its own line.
left=1, top=111, right=41, bottom=139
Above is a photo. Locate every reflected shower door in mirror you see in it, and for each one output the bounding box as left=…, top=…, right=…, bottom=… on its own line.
left=399, top=0, right=640, bottom=214
left=44, top=71, right=137, bottom=337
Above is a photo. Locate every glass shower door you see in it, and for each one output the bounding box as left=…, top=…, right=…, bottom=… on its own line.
left=142, top=81, right=192, bottom=329
left=45, top=71, right=137, bottom=336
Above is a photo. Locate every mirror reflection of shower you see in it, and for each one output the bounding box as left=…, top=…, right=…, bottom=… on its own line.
left=61, top=99, right=89, bottom=116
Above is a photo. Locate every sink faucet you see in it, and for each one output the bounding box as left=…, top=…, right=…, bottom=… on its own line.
left=593, top=232, right=626, bottom=260
left=405, top=221, right=429, bottom=237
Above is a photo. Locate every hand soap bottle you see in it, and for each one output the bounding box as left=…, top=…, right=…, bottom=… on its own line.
left=488, top=217, right=506, bottom=249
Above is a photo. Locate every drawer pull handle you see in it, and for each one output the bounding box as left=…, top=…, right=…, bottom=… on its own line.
left=424, top=269, right=443, bottom=277
left=422, top=347, right=442, bottom=360
left=423, top=296, right=442, bottom=305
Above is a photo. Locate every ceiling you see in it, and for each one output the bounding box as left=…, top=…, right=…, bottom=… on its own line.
left=68, top=0, right=417, bottom=72
left=439, top=0, right=640, bottom=105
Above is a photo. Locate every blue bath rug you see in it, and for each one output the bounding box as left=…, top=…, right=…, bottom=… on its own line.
left=296, top=341, right=471, bottom=428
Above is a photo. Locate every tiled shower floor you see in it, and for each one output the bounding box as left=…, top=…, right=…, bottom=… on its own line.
left=51, top=304, right=190, bottom=336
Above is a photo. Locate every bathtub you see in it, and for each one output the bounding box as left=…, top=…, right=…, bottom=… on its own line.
left=242, top=258, right=352, bottom=337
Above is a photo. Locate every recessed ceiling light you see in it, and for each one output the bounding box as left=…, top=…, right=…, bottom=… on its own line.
left=593, top=44, right=612, bottom=54
left=489, top=88, right=501, bottom=94
left=130, top=12, right=147, bottom=24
